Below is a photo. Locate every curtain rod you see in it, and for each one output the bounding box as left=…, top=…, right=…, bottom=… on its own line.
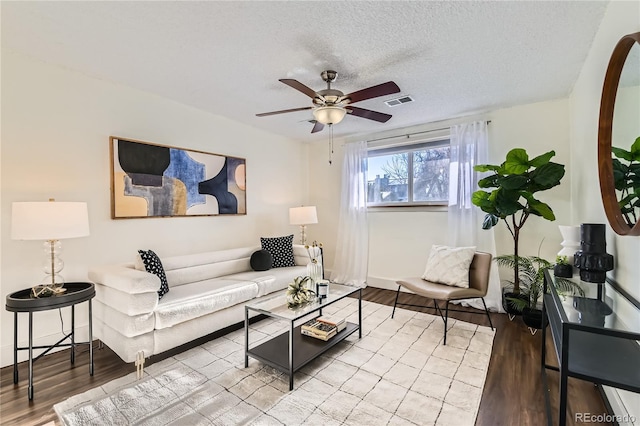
left=366, top=120, right=491, bottom=144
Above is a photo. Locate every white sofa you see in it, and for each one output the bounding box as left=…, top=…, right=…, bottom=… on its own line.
left=88, top=245, right=314, bottom=363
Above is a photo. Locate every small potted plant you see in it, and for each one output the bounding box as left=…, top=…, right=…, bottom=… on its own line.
left=553, top=255, right=573, bottom=278
left=496, top=255, right=584, bottom=334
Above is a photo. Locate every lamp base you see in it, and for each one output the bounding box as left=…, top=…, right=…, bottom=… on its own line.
left=299, top=225, right=308, bottom=245
left=34, top=239, right=66, bottom=297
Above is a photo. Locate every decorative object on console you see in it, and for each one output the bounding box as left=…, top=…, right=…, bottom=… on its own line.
left=553, top=255, right=573, bottom=278
left=285, top=276, right=315, bottom=308
left=11, top=200, right=90, bottom=297
left=138, top=250, right=169, bottom=299
left=597, top=31, right=640, bottom=236
left=289, top=206, right=318, bottom=244
left=573, top=223, right=614, bottom=283
left=111, top=137, right=246, bottom=219
left=250, top=249, right=272, bottom=271
left=557, top=225, right=581, bottom=266
left=260, top=235, right=295, bottom=268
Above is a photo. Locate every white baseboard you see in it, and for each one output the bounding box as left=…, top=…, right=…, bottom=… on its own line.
left=602, top=386, right=639, bottom=425
left=366, top=276, right=415, bottom=292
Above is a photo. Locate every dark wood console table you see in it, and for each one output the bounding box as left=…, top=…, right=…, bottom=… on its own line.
left=5, top=282, right=95, bottom=400
left=541, top=270, right=640, bottom=426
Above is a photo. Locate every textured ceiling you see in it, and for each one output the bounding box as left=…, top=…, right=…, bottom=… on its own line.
left=2, top=1, right=609, bottom=142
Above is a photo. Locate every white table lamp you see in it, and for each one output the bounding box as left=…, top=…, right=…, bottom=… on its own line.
left=289, top=206, right=318, bottom=245
left=12, top=200, right=90, bottom=296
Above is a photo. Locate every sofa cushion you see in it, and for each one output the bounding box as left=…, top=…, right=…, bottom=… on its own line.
left=422, top=245, right=476, bottom=288
left=153, top=278, right=259, bottom=329
left=261, top=235, right=295, bottom=268
left=225, top=266, right=305, bottom=297
left=138, top=249, right=170, bottom=299
left=250, top=249, right=273, bottom=271
left=159, top=247, right=257, bottom=287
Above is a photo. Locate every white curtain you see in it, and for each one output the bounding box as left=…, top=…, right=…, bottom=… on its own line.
left=448, top=121, right=503, bottom=312
left=331, top=141, right=369, bottom=287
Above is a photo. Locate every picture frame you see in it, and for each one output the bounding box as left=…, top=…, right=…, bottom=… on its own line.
left=110, top=137, right=246, bottom=219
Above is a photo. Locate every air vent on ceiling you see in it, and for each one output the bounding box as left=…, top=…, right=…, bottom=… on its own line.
left=385, top=95, right=414, bottom=107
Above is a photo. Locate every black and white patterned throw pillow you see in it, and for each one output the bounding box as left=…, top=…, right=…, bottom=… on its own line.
left=138, top=249, right=169, bottom=299
left=260, top=235, right=295, bottom=268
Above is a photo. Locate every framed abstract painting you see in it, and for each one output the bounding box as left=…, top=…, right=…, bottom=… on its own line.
left=110, top=137, right=246, bottom=218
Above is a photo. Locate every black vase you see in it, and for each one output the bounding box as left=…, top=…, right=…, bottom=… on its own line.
left=553, top=264, right=573, bottom=278
left=573, top=224, right=614, bottom=283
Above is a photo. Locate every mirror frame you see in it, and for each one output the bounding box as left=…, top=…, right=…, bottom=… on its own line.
left=598, top=32, right=640, bottom=236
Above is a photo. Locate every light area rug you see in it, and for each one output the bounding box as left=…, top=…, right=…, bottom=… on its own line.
left=54, top=299, right=495, bottom=426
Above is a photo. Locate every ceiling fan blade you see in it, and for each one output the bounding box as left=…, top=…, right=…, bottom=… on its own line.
left=345, top=81, right=400, bottom=104
left=346, top=106, right=392, bottom=123
left=279, top=79, right=318, bottom=98
left=256, top=106, right=312, bottom=117
left=311, top=121, right=325, bottom=133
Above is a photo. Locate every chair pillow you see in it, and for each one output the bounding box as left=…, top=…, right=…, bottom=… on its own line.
left=250, top=249, right=273, bottom=271
left=138, top=249, right=170, bottom=299
left=260, top=235, right=295, bottom=268
left=422, top=245, right=476, bottom=288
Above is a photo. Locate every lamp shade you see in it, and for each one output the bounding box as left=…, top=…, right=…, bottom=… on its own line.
left=313, top=106, right=346, bottom=125
left=289, top=206, right=318, bottom=225
left=12, top=201, right=90, bottom=240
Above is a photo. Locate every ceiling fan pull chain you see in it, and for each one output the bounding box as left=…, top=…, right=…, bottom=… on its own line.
left=328, top=125, right=334, bottom=165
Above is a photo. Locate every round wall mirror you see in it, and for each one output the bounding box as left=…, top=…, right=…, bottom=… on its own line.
left=598, top=32, right=640, bottom=236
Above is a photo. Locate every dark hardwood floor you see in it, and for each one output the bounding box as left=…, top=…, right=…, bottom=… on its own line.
left=1, top=287, right=609, bottom=425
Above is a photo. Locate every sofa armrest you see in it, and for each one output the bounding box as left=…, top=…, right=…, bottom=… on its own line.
left=89, top=264, right=160, bottom=294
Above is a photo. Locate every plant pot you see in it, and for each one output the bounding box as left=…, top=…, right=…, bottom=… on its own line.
left=553, top=264, right=573, bottom=278
left=502, top=291, right=529, bottom=316
left=522, top=307, right=548, bottom=330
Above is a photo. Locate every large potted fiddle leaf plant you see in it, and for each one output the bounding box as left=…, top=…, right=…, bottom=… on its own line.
left=471, top=148, right=565, bottom=315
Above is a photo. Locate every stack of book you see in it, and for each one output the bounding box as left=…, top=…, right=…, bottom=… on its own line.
left=301, top=316, right=346, bottom=341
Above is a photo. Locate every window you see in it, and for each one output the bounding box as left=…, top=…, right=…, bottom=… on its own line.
left=367, top=139, right=450, bottom=206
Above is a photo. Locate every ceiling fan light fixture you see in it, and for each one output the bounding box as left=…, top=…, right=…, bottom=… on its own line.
left=313, top=106, right=346, bottom=125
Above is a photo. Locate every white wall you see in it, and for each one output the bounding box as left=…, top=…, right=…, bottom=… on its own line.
left=569, top=0, right=640, bottom=422
left=0, top=50, right=308, bottom=367
left=308, top=98, right=572, bottom=289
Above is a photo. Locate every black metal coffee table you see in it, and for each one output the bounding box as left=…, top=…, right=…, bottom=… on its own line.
left=6, top=282, right=95, bottom=400
left=244, top=282, right=361, bottom=390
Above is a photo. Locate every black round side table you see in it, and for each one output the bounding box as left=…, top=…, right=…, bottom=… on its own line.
left=6, top=282, right=95, bottom=400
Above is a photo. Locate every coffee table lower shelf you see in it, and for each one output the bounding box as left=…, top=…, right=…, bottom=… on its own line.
left=247, top=322, right=358, bottom=386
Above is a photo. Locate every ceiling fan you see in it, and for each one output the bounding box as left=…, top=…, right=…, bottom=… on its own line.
left=256, top=70, right=401, bottom=133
